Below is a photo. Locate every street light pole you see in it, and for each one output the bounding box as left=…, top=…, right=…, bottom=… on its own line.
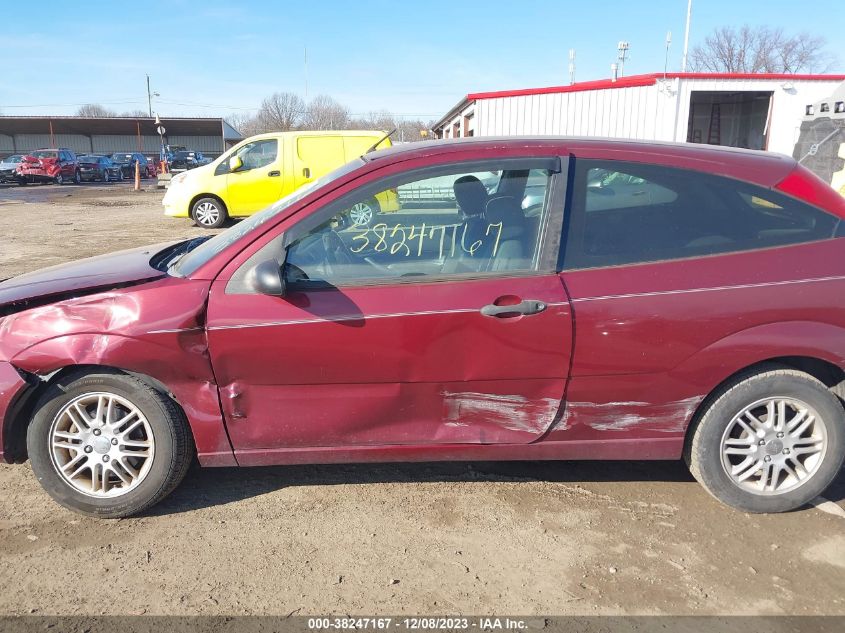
left=147, top=75, right=152, bottom=117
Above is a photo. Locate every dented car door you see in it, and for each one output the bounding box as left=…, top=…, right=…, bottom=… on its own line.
left=205, top=158, right=573, bottom=452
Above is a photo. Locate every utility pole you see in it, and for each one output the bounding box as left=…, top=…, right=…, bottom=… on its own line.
left=304, top=46, right=308, bottom=99
left=569, top=49, right=576, bottom=85
left=664, top=31, right=672, bottom=76
left=681, top=0, right=692, bottom=72
left=617, top=41, right=630, bottom=77
left=146, top=75, right=159, bottom=117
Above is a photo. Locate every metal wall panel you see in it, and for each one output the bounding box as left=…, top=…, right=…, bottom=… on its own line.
left=476, top=83, right=671, bottom=140
left=472, top=78, right=843, bottom=158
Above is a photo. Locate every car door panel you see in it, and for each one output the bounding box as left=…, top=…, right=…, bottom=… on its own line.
left=207, top=274, right=572, bottom=449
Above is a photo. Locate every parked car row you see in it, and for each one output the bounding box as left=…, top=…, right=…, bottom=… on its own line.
left=0, top=149, right=163, bottom=185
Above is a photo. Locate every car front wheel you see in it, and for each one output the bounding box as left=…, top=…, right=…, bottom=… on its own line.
left=54, top=173, right=64, bottom=185
left=191, top=197, right=228, bottom=229
left=687, top=366, right=845, bottom=513
left=26, top=371, right=193, bottom=518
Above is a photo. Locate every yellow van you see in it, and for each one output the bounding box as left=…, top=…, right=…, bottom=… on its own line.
left=163, top=130, right=395, bottom=229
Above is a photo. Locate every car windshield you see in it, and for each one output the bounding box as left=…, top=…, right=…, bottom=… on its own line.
left=32, top=150, right=58, bottom=159
left=80, top=156, right=101, bottom=163
left=174, top=151, right=193, bottom=159
left=3, top=155, right=22, bottom=163
left=170, top=158, right=365, bottom=277
left=112, top=154, right=134, bottom=161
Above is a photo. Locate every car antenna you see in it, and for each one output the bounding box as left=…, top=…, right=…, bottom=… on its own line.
left=363, top=129, right=396, bottom=156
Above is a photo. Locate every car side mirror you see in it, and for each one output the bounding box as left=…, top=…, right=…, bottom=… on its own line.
left=246, top=259, right=286, bottom=297
left=229, top=156, right=244, bottom=172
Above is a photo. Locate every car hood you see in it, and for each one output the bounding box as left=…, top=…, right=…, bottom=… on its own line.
left=0, top=242, right=176, bottom=311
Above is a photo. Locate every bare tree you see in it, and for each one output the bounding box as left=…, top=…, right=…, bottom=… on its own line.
left=303, top=95, right=349, bottom=130
left=75, top=104, right=117, bottom=117
left=120, top=109, right=150, bottom=117
left=689, top=25, right=835, bottom=73
left=256, top=92, right=304, bottom=131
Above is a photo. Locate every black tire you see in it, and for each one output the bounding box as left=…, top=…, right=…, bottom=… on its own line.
left=16, top=179, right=26, bottom=186
left=191, top=196, right=228, bottom=229
left=686, top=365, right=845, bottom=513
left=118, top=169, right=124, bottom=182
left=54, top=173, right=64, bottom=185
left=73, top=169, right=81, bottom=184
left=101, top=169, right=109, bottom=183
left=26, top=370, right=194, bottom=518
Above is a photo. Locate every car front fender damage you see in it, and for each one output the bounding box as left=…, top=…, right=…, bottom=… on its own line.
left=0, top=279, right=235, bottom=466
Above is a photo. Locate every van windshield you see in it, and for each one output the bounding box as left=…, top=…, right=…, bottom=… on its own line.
left=169, top=158, right=366, bottom=277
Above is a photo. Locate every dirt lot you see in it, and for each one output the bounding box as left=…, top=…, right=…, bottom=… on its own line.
left=0, top=182, right=844, bottom=617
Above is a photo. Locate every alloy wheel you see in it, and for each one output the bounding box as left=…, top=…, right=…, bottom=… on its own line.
left=194, top=201, right=221, bottom=227
left=349, top=202, right=374, bottom=227
left=48, top=392, right=155, bottom=498
left=720, top=397, right=827, bottom=495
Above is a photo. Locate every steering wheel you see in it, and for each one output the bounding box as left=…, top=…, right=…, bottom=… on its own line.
left=320, top=229, right=354, bottom=276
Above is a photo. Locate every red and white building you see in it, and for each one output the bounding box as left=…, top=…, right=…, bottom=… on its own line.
left=433, top=72, right=845, bottom=156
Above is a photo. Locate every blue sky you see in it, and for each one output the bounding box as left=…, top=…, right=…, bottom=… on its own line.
left=2, top=0, right=843, bottom=122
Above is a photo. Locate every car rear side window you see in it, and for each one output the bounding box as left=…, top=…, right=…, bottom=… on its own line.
left=562, top=159, right=841, bottom=269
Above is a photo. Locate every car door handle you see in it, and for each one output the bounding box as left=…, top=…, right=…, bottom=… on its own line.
left=480, top=299, right=547, bottom=318
left=268, top=170, right=280, bottom=177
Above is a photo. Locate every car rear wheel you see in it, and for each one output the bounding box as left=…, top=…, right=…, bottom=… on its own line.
left=348, top=198, right=380, bottom=227
left=54, top=173, right=64, bottom=185
left=192, top=197, right=228, bottom=229
left=686, top=366, right=845, bottom=513
left=102, top=169, right=109, bottom=183
left=73, top=170, right=81, bottom=184
left=27, top=371, right=193, bottom=518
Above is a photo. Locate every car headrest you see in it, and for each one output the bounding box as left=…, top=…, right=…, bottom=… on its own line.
left=453, top=175, right=487, bottom=217
left=484, top=196, right=526, bottom=239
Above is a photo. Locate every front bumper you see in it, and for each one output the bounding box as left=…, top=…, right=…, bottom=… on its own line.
left=0, top=361, right=28, bottom=463
left=17, top=167, right=55, bottom=181
left=162, top=185, right=191, bottom=218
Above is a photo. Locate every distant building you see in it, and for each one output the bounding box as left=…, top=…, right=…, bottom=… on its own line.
left=433, top=73, right=845, bottom=158
left=0, top=116, right=243, bottom=159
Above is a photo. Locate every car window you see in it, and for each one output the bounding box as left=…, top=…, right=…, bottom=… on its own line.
left=276, top=162, right=556, bottom=288
left=235, top=139, right=277, bottom=170
left=172, top=158, right=367, bottom=277
left=562, top=159, right=841, bottom=269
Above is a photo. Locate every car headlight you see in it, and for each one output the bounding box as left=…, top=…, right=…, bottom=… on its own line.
left=170, top=172, right=187, bottom=186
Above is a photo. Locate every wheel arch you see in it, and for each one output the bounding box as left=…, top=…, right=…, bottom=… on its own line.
left=2, top=363, right=198, bottom=463
left=189, top=193, right=228, bottom=218
left=682, top=354, right=845, bottom=459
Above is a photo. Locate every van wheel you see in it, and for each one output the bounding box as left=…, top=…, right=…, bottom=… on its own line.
left=26, top=370, right=193, bottom=518
left=348, top=198, right=380, bottom=227
left=686, top=366, right=845, bottom=513
left=191, top=197, right=228, bottom=229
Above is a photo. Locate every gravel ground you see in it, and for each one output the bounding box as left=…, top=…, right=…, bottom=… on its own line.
left=0, top=182, right=843, bottom=616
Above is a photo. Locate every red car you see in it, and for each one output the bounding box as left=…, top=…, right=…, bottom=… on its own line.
left=1, top=137, right=844, bottom=518
left=16, top=148, right=81, bottom=184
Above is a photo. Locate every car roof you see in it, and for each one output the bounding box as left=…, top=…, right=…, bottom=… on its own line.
left=362, top=136, right=798, bottom=188
left=245, top=130, right=390, bottom=142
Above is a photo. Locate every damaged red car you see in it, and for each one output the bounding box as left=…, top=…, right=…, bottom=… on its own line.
left=16, top=148, right=81, bottom=185
left=2, top=137, right=845, bottom=518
